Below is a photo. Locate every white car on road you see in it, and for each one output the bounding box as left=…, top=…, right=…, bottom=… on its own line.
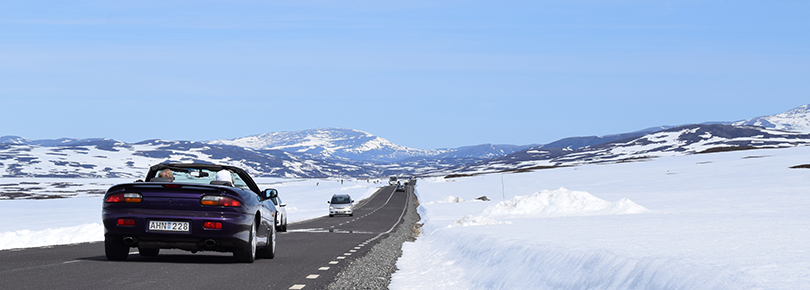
left=328, top=194, right=354, bottom=217
left=267, top=188, right=287, bottom=232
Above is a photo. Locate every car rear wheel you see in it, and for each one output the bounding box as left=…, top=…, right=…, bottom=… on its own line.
left=257, top=224, right=275, bottom=259
left=105, top=237, right=130, bottom=261
left=139, top=248, right=159, bottom=257
left=234, top=222, right=257, bottom=263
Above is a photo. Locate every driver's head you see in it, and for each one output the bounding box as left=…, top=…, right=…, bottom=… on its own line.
left=216, top=170, right=233, bottom=183
left=158, top=169, right=174, bottom=181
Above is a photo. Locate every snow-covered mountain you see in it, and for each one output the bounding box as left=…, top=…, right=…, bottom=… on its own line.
left=448, top=124, right=810, bottom=176
left=432, top=144, right=537, bottom=159
left=3, top=104, right=810, bottom=179
left=733, top=104, right=810, bottom=133
left=208, top=128, right=444, bottom=162
left=0, top=139, right=380, bottom=179
left=540, top=126, right=674, bottom=150
left=0, top=136, right=124, bottom=147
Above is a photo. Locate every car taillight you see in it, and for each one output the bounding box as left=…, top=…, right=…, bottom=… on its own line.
left=203, top=221, right=223, bottom=229
left=162, top=184, right=183, bottom=189
left=117, top=218, right=136, bottom=226
left=106, top=193, right=143, bottom=203
left=200, top=196, right=242, bottom=207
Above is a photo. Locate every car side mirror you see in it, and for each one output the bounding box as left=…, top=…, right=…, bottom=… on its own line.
left=262, top=189, right=277, bottom=199
left=280, top=203, right=286, bottom=207
left=352, top=200, right=355, bottom=203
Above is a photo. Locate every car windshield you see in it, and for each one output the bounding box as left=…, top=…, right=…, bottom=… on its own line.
left=331, top=195, right=351, bottom=204
left=150, top=168, right=249, bottom=190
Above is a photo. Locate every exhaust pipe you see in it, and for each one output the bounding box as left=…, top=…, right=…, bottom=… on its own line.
left=123, top=237, right=137, bottom=245
left=204, top=239, right=217, bottom=247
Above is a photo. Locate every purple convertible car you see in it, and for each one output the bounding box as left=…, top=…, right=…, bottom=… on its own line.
left=102, top=163, right=277, bottom=263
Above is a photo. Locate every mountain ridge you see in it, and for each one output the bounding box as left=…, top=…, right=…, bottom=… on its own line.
left=1, top=104, right=809, bottom=180
left=208, top=127, right=445, bottom=162
left=446, top=123, right=810, bottom=176
left=733, top=104, right=810, bottom=133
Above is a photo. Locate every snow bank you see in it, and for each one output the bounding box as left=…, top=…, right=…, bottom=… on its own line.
left=394, top=231, right=748, bottom=290
left=448, top=215, right=510, bottom=228
left=0, top=223, right=103, bottom=251
left=438, top=196, right=465, bottom=203
left=482, top=187, right=649, bottom=218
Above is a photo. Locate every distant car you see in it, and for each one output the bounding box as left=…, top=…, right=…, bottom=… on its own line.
left=396, top=184, right=405, bottom=192
left=266, top=188, right=288, bottom=232
left=388, top=175, right=398, bottom=185
left=102, top=163, right=277, bottom=263
left=328, top=193, right=354, bottom=217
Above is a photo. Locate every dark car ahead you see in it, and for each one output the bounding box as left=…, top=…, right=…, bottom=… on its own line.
left=102, top=163, right=277, bottom=263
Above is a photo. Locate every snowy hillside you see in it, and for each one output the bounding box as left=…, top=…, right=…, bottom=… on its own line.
left=733, top=104, right=810, bottom=133
left=208, top=128, right=444, bottom=162
left=430, top=144, right=535, bottom=159
left=3, top=105, right=810, bottom=181
left=541, top=126, right=673, bottom=150
left=0, top=136, right=124, bottom=147
left=450, top=124, right=810, bottom=176
left=0, top=139, right=378, bottom=185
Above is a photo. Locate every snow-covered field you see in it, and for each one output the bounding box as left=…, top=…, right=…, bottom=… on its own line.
left=2, top=146, right=809, bottom=289
left=390, top=146, right=810, bottom=289
left=0, top=177, right=381, bottom=251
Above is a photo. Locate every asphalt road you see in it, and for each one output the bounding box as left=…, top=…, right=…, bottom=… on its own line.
left=0, top=185, right=411, bottom=290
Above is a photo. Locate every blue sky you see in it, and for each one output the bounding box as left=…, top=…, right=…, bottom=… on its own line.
left=1, top=1, right=808, bottom=149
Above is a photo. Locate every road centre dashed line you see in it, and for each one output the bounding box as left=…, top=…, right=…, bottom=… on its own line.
left=289, top=284, right=305, bottom=290
left=319, top=267, right=329, bottom=271
left=306, top=274, right=319, bottom=279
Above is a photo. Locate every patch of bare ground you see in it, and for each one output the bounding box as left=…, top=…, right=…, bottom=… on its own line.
left=445, top=165, right=563, bottom=179
left=696, top=146, right=758, bottom=154
left=0, top=192, right=70, bottom=199
left=790, top=164, right=810, bottom=169
left=742, top=155, right=771, bottom=159
left=615, top=156, right=657, bottom=163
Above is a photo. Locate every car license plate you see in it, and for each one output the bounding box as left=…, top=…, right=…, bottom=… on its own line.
left=148, top=220, right=190, bottom=232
